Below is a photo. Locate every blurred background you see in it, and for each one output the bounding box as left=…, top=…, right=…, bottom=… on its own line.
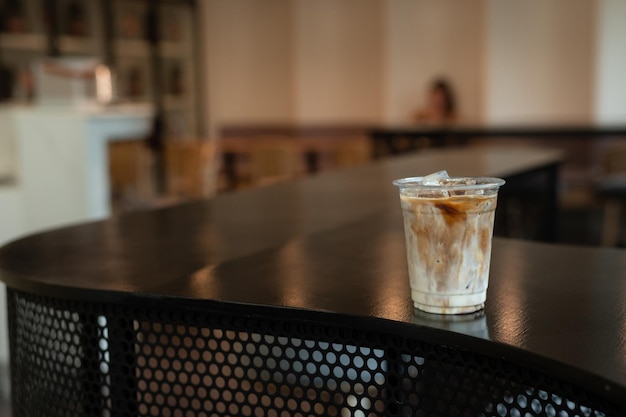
left=1, top=0, right=626, bottom=402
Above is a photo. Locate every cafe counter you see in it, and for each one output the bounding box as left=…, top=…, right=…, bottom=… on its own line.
left=3, top=146, right=625, bottom=417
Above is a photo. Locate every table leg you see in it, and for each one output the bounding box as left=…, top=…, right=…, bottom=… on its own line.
left=545, top=163, right=560, bottom=242
left=222, top=152, right=238, bottom=190
left=601, top=200, right=622, bottom=247
left=370, top=133, right=397, bottom=158
left=305, top=151, right=319, bottom=174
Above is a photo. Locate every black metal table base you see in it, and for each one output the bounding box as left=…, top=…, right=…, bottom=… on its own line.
left=8, top=289, right=622, bottom=417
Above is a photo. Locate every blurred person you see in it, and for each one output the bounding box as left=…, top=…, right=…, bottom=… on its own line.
left=415, top=78, right=457, bottom=124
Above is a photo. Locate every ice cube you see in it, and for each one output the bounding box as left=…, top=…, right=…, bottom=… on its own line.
left=439, top=177, right=476, bottom=187
left=440, top=178, right=478, bottom=196
left=422, top=170, right=450, bottom=186
left=421, top=170, right=450, bottom=197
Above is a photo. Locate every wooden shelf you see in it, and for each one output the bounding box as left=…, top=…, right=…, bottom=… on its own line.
left=163, top=94, right=192, bottom=111
left=159, top=41, right=192, bottom=59
left=114, top=39, right=151, bottom=58
left=0, top=33, right=46, bottom=52
left=0, top=0, right=200, bottom=137
left=58, top=36, right=94, bottom=55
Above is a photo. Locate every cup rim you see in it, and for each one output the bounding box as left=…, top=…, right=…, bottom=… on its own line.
left=392, top=176, right=505, bottom=191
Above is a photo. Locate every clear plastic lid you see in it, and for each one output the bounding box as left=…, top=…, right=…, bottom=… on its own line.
left=393, top=170, right=505, bottom=197
left=392, top=176, right=506, bottom=191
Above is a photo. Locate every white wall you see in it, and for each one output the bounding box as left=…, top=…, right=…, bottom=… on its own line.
left=384, top=0, right=485, bottom=124
left=293, top=0, right=384, bottom=124
left=0, top=190, right=17, bottom=362
left=0, top=113, right=22, bottom=366
left=485, top=0, right=596, bottom=123
left=595, top=0, right=626, bottom=123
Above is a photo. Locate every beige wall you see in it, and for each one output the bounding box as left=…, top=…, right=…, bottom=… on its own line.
left=485, top=0, right=596, bottom=123
left=204, top=0, right=481, bottom=129
left=202, top=0, right=614, bottom=132
left=384, top=0, right=485, bottom=124
left=293, top=0, right=384, bottom=124
left=204, top=0, right=385, bottom=129
left=203, top=0, right=294, bottom=127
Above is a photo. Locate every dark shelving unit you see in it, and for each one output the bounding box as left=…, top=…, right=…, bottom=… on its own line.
left=0, top=0, right=200, bottom=138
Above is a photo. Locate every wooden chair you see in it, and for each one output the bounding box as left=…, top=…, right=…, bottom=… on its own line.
left=165, top=139, right=219, bottom=199
left=109, top=139, right=218, bottom=213
left=334, top=137, right=372, bottom=169
left=248, top=138, right=302, bottom=186
left=108, top=140, right=154, bottom=212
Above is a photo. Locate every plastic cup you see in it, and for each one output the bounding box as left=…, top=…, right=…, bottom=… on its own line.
left=393, top=176, right=505, bottom=314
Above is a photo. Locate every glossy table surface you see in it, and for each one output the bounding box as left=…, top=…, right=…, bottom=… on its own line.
left=8, top=146, right=625, bottom=400
left=0, top=146, right=562, bottom=293
left=370, top=122, right=626, bottom=137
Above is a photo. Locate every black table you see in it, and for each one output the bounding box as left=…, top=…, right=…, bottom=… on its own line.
left=370, top=123, right=626, bottom=156
left=5, top=146, right=624, bottom=417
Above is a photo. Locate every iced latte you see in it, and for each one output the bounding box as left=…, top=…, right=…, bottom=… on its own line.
left=394, top=173, right=505, bottom=314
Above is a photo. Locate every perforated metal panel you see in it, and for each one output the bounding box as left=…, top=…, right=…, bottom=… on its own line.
left=7, top=289, right=622, bottom=417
